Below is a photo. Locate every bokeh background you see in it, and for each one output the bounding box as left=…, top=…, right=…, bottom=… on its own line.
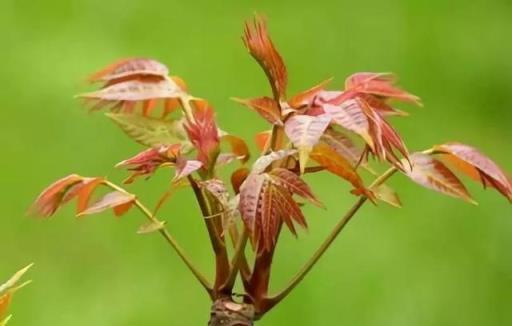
left=2, top=0, right=512, bottom=325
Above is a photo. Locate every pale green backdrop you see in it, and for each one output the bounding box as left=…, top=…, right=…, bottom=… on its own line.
left=1, top=0, right=512, bottom=325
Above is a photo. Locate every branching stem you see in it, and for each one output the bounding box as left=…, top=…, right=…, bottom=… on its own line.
left=221, top=227, right=249, bottom=293
left=188, top=176, right=231, bottom=295
left=104, top=181, right=213, bottom=298
left=263, top=167, right=398, bottom=311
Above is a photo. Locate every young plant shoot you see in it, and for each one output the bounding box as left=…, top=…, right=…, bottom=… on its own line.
left=31, top=16, right=512, bottom=325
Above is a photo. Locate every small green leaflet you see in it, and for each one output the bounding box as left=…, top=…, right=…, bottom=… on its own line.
left=1, top=315, right=12, bottom=326
left=107, top=113, right=192, bottom=149
left=137, top=220, right=166, bottom=234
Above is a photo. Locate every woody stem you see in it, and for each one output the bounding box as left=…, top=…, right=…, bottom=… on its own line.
left=220, top=227, right=249, bottom=293
left=262, top=167, right=398, bottom=312
left=189, top=176, right=231, bottom=295
left=104, top=181, right=213, bottom=298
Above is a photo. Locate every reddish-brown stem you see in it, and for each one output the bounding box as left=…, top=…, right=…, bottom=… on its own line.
left=220, top=227, right=249, bottom=294
left=260, top=167, right=398, bottom=313
left=248, top=248, right=276, bottom=306
left=227, top=225, right=252, bottom=286
left=247, top=125, right=286, bottom=306
left=189, top=177, right=230, bottom=296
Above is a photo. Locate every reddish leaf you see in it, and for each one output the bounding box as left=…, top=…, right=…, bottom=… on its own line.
left=345, top=72, right=421, bottom=104
left=257, top=183, right=281, bottom=251
left=0, top=293, right=11, bottom=320
left=72, top=178, right=105, bottom=214
left=200, top=179, right=233, bottom=229
left=321, top=128, right=363, bottom=167
left=30, top=175, right=84, bottom=217
left=239, top=173, right=267, bottom=233
left=325, top=96, right=409, bottom=169
left=269, top=168, right=323, bottom=207
left=31, top=175, right=123, bottom=217
left=233, top=97, right=282, bottom=125
left=222, top=196, right=242, bottom=234
left=403, top=153, right=476, bottom=204
left=85, top=59, right=186, bottom=116
left=116, top=146, right=175, bottom=168
left=198, top=179, right=238, bottom=234
left=184, top=100, right=220, bottom=167
left=239, top=172, right=308, bottom=252
left=309, top=143, right=370, bottom=197
left=255, top=130, right=272, bottom=152
left=214, top=153, right=236, bottom=166
left=88, top=58, right=169, bottom=83
left=358, top=93, right=409, bottom=117
left=173, top=157, right=203, bottom=182
left=272, top=184, right=307, bottom=232
left=434, top=143, right=512, bottom=201
left=170, top=76, right=188, bottom=92
left=322, top=100, right=373, bottom=146
left=252, top=149, right=297, bottom=174
left=362, top=100, right=409, bottom=169
left=315, top=90, right=345, bottom=104
left=116, top=145, right=179, bottom=184
left=142, top=98, right=158, bottom=116
left=231, top=168, right=250, bottom=194
left=79, top=79, right=182, bottom=103
left=113, top=201, right=135, bottom=217
left=284, top=114, right=331, bottom=173
left=288, top=78, right=333, bottom=109
left=79, top=191, right=136, bottom=216
left=200, top=179, right=229, bottom=205
left=243, top=15, right=288, bottom=100
left=220, top=134, right=250, bottom=163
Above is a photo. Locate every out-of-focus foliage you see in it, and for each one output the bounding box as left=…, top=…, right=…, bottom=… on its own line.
left=0, top=264, right=32, bottom=325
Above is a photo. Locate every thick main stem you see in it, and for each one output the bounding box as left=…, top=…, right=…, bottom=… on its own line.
left=221, top=228, right=249, bottom=293
left=227, top=225, right=252, bottom=288
left=190, top=177, right=231, bottom=294
left=247, top=126, right=285, bottom=302
left=208, top=298, right=255, bottom=326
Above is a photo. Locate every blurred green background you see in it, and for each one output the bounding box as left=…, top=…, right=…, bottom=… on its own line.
left=1, top=0, right=512, bottom=325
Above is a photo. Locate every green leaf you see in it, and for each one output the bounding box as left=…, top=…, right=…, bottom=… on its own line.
left=372, top=184, right=402, bottom=208
left=137, top=220, right=166, bottom=234
left=0, top=264, right=33, bottom=294
left=0, top=264, right=33, bottom=323
left=1, top=315, right=12, bottom=326
left=107, top=113, right=191, bottom=148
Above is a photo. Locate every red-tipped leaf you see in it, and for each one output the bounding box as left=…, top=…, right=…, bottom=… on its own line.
left=79, top=191, right=136, bottom=216
left=434, top=143, right=512, bottom=201
left=309, top=143, right=370, bottom=197
left=243, top=16, right=288, bottom=100
left=184, top=100, right=220, bottom=167
left=89, top=58, right=169, bottom=83
left=403, top=153, right=476, bottom=204
left=345, top=72, right=421, bottom=104
left=233, top=97, right=282, bottom=125
left=269, top=168, right=323, bottom=207
left=284, top=114, right=331, bottom=173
